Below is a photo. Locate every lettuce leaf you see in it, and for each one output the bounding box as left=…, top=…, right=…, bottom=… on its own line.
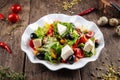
left=68, top=30, right=79, bottom=46
left=51, top=42, right=62, bottom=56
left=90, top=37, right=96, bottom=55
left=34, top=23, right=50, bottom=38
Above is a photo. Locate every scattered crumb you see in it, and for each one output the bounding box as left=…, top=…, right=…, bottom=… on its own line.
left=69, top=11, right=75, bottom=15
left=96, top=67, right=102, bottom=71
left=62, top=0, right=81, bottom=10
left=118, top=58, right=120, bottom=62
left=91, top=73, right=95, bottom=77
left=7, top=33, right=10, bottom=35
left=105, top=57, right=108, bottom=60
left=99, top=65, right=120, bottom=80
left=102, top=63, right=106, bottom=66
left=10, top=37, right=13, bottom=40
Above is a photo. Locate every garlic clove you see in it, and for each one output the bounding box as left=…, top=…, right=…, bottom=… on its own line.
left=97, top=16, right=108, bottom=26
left=109, top=18, right=119, bottom=27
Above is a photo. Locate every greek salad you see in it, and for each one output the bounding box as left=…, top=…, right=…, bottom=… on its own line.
left=29, top=21, right=99, bottom=64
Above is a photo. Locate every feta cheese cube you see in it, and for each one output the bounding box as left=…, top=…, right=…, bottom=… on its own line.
left=33, top=39, right=42, bottom=48
left=75, top=23, right=88, bottom=33
left=83, top=39, right=94, bottom=52
left=61, top=45, right=74, bottom=60
left=80, top=25, right=88, bottom=33
left=57, top=23, right=67, bottom=35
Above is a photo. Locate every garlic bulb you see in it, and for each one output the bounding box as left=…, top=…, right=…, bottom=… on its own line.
left=116, top=25, right=120, bottom=36
left=97, top=16, right=108, bottom=26
left=109, top=18, right=119, bottom=26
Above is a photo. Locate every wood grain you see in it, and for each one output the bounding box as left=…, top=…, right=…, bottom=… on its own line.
left=24, top=0, right=120, bottom=80
left=25, top=0, right=81, bottom=80
left=0, top=0, right=30, bottom=73
left=0, top=0, right=120, bottom=80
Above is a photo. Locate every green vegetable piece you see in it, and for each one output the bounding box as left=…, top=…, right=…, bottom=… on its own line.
left=34, top=27, right=45, bottom=38
left=84, top=51, right=93, bottom=57
left=51, top=42, right=62, bottom=55
left=78, top=43, right=85, bottom=48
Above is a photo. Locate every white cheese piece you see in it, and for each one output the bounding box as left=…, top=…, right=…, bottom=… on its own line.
left=83, top=39, right=94, bottom=52
left=91, top=46, right=95, bottom=55
left=33, top=39, right=42, bottom=48
left=57, top=23, right=67, bottom=35
left=80, top=25, right=88, bottom=33
left=75, top=23, right=88, bottom=33
left=61, top=45, right=74, bottom=60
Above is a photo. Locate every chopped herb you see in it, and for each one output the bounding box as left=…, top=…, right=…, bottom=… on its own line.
left=0, top=66, right=24, bottom=80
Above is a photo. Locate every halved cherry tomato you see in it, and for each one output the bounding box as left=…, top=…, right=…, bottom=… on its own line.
left=72, top=39, right=79, bottom=48
left=75, top=28, right=81, bottom=35
left=61, top=59, right=67, bottom=63
left=47, top=28, right=53, bottom=36
left=47, top=25, right=54, bottom=36
left=79, top=35, right=88, bottom=43
left=85, top=31, right=95, bottom=39
left=29, top=39, right=35, bottom=50
left=73, top=48, right=84, bottom=58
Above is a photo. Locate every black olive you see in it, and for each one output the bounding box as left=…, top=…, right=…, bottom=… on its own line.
left=30, top=33, right=38, bottom=39
left=36, top=51, right=45, bottom=60
left=67, top=55, right=75, bottom=64
left=95, top=42, right=99, bottom=48
left=65, top=33, right=74, bottom=40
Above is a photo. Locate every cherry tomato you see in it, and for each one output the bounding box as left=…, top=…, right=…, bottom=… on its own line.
left=29, top=39, right=35, bottom=50
left=72, top=39, right=79, bottom=48
left=75, top=28, right=81, bottom=35
left=47, top=27, right=54, bottom=36
left=8, top=13, right=19, bottom=23
left=79, top=35, right=88, bottom=43
left=0, top=13, right=5, bottom=20
left=85, top=31, right=95, bottom=39
left=11, top=4, right=22, bottom=13
left=73, top=48, right=84, bottom=58
left=61, top=59, right=67, bottom=63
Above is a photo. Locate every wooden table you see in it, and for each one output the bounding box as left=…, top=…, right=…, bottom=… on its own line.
left=0, top=0, right=120, bottom=80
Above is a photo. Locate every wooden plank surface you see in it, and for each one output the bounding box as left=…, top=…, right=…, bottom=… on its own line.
left=25, top=0, right=120, bottom=79
left=24, top=0, right=81, bottom=80
left=0, top=0, right=30, bottom=73
left=0, top=0, right=120, bottom=80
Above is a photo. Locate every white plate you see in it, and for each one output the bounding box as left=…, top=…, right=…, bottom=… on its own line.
left=21, top=14, right=105, bottom=71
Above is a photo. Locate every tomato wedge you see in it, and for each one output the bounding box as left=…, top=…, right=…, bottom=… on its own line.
left=79, top=35, right=88, bottom=43
left=73, top=48, right=84, bottom=58
left=72, top=34, right=88, bottom=48
left=85, top=31, right=95, bottom=39
left=75, top=28, right=81, bottom=35
left=47, top=25, right=54, bottom=36
left=72, top=39, right=79, bottom=48
left=61, top=59, right=67, bottom=63
left=29, top=39, right=35, bottom=50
